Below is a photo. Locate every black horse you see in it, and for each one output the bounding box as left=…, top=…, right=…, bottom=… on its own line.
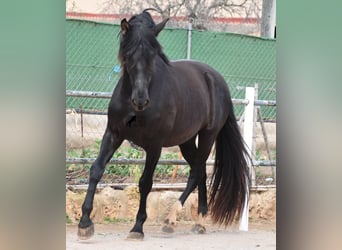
left=78, top=10, right=250, bottom=240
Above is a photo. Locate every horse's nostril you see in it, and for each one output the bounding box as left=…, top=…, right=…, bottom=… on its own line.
left=131, top=98, right=149, bottom=111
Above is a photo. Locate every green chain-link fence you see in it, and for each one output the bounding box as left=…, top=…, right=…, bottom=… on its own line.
left=66, top=19, right=276, bottom=120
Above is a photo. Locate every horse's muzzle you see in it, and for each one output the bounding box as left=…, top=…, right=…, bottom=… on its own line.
left=131, top=98, right=150, bottom=111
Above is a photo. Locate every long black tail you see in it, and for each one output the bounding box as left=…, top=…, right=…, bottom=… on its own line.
left=209, top=107, right=251, bottom=225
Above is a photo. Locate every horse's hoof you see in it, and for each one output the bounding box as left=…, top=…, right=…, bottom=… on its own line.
left=191, top=224, right=206, bottom=234
left=126, top=232, right=144, bottom=241
left=78, top=224, right=94, bottom=240
left=161, top=224, right=175, bottom=233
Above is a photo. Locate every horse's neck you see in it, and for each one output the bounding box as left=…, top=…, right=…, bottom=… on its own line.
left=155, top=56, right=171, bottom=72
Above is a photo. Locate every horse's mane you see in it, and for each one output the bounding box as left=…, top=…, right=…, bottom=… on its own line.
left=118, top=12, right=169, bottom=68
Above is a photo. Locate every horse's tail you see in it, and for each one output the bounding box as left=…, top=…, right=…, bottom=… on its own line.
left=209, top=106, right=251, bottom=225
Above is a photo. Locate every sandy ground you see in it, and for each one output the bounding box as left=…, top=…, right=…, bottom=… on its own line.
left=66, top=221, right=276, bottom=250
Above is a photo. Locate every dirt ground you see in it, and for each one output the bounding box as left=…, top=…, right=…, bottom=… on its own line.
left=66, top=113, right=276, bottom=249
left=66, top=220, right=276, bottom=250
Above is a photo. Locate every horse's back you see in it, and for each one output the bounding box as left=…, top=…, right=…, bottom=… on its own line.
left=170, top=60, right=231, bottom=107
left=170, top=60, right=229, bottom=91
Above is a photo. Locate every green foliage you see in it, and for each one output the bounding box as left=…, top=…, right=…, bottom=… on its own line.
left=107, top=146, right=145, bottom=181
left=66, top=141, right=188, bottom=182
left=154, top=151, right=178, bottom=177
left=254, top=149, right=277, bottom=162
left=178, top=165, right=190, bottom=176
left=66, top=214, right=72, bottom=224
left=130, top=165, right=142, bottom=183
left=103, top=217, right=134, bottom=224
left=106, top=164, right=130, bottom=176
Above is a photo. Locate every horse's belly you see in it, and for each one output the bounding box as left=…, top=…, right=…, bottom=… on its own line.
left=163, top=119, right=204, bottom=147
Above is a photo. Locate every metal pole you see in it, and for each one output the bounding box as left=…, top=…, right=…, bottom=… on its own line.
left=65, top=157, right=276, bottom=167
left=67, top=90, right=278, bottom=106
left=260, top=0, right=276, bottom=38
left=186, top=20, right=192, bottom=59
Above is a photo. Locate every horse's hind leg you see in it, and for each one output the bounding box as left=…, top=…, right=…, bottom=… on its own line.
left=78, top=128, right=123, bottom=240
left=162, top=133, right=216, bottom=234
left=190, top=159, right=208, bottom=234
left=162, top=136, right=203, bottom=233
left=192, top=131, right=217, bottom=234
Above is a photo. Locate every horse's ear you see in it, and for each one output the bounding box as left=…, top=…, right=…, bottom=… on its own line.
left=121, top=18, right=130, bottom=35
left=154, top=18, right=169, bottom=36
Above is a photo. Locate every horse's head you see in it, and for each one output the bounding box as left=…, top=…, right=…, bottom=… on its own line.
left=119, top=10, right=169, bottom=112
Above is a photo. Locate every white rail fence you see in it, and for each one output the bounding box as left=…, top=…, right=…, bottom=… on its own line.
left=66, top=87, right=276, bottom=170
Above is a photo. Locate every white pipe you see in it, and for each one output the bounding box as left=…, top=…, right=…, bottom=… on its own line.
left=239, top=87, right=255, bottom=231
left=186, top=21, right=192, bottom=59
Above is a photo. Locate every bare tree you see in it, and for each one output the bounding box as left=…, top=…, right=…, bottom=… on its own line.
left=97, top=0, right=261, bottom=31
left=100, top=0, right=260, bottom=18
left=100, top=0, right=144, bottom=15
left=66, top=0, right=82, bottom=12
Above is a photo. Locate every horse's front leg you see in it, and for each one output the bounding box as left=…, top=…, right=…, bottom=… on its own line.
left=127, top=147, right=162, bottom=240
left=78, top=128, right=123, bottom=240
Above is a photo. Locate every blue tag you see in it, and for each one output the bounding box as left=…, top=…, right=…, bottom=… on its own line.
left=114, top=65, right=121, bottom=73
left=108, top=65, right=121, bottom=80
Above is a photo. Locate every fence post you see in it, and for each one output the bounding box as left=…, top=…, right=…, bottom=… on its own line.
left=257, top=107, right=275, bottom=182
left=252, top=83, right=258, bottom=186
left=260, top=0, right=276, bottom=38
left=239, top=87, right=255, bottom=231
left=186, top=19, right=192, bottom=59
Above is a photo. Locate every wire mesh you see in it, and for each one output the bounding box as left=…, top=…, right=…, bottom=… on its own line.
left=66, top=19, right=276, bottom=119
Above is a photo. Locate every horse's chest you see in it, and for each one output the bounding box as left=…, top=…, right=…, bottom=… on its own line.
left=120, top=113, right=161, bottom=140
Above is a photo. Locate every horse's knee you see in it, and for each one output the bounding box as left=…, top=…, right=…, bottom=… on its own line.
left=89, top=163, right=105, bottom=182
